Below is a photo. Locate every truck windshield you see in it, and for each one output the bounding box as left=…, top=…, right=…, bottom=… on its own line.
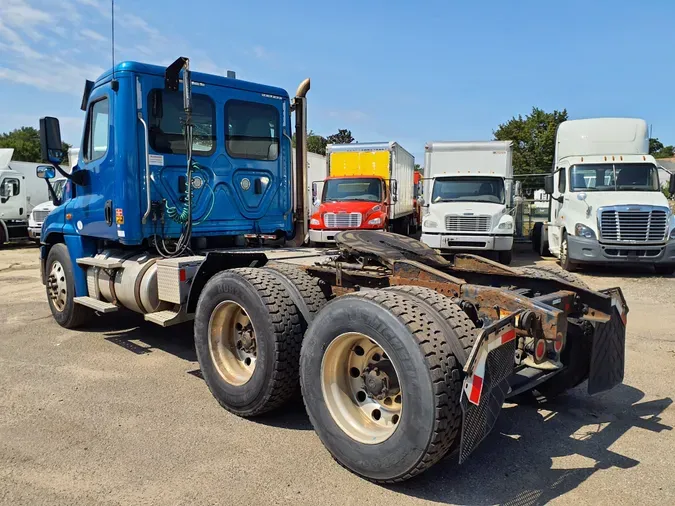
left=431, top=176, right=505, bottom=204
left=570, top=163, right=660, bottom=192
left=322, top=178, right=382, bottom=202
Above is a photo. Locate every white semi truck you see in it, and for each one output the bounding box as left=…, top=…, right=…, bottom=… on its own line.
left=533, top=118, right=675, bottom=273
left=421, top=141, right=515, bottom=264
left=0, top=148, right=52, bottom=245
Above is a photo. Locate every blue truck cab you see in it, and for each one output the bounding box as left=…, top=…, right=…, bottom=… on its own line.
left=38, top=59, right=310, bottom=298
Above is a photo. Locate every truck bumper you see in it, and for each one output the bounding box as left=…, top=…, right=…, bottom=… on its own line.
left=310, top=228, right=384, bottom=243
left=28, top=227, right=41, bottom=239
left=421, top=233, right=513, bottom=252
left=568, top=235, right=675, bottom=265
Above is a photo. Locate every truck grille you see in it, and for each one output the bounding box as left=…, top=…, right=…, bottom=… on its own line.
left=445, top=215, right=491, bottom=233
left=599, top=208, right=668, bottom=243
left=32, top=210, right=50, bottom=223
left=324, top=212, right=362, bottom=229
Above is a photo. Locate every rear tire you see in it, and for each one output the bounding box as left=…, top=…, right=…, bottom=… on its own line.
left=194, top=268, right=302, bottom=416
left=300, top=290, right=463, bottom=483
left=655, top=264, right=675, bottom=276
left=45, top=243, right=93, bottom=328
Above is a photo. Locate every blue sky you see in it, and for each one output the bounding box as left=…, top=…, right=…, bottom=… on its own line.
left=0, top=0, right=673, bottom=163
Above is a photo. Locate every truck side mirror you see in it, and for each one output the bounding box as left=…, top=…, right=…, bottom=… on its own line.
left=0, top=181, right=13, bottom=198
left=514, top=181, right=523, bottom=197
left=39, top=117, right=64, bottom=164
left=544, top=175, right=554, bottom=195
left=392, top=180, right=398, bottom=203
left=36, top=165, right=56, bottom=180
left=670, top=173, right=675, bottom=196
left=312, top=182, right=317, bottom=199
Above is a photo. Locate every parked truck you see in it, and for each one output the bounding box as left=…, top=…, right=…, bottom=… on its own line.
left=533, top=118, right=675, bottom=273
left=0, top=149, right=52, bottom=245
left=421, top=141, right=515, bottom=264
left=35, top=57, right=628, bottom=483
left=308, top=142, right=415, bottom=244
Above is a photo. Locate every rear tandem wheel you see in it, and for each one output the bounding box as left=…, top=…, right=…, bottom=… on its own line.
left=300, top=289, right=465, bottom=483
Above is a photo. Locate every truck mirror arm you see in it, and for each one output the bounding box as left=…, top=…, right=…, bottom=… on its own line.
left=51, top=162, right=86, bottom=186
left=45, top=179, right=61, bottom=206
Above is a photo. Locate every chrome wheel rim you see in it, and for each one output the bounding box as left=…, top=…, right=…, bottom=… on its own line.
left=47, top=260, right=67, bottom=312
left=321, top=332, right=402, bottom=444
left=208, top=301, right=257, bottom=386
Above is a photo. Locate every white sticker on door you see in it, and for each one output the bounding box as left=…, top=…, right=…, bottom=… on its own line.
left=149, top=154, right=164, bottom=166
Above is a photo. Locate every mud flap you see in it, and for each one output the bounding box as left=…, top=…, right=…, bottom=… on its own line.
left=459, top=313, right=519, bottom=464
left=588, top=288, right=627, bottom=395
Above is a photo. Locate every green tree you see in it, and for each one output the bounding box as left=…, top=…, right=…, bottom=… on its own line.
left=649, top=137, right=675, bottom=159
left=493, top=107, right=568, bottom=175
left=0, top=126, right=71, bottom=163
left=326, top=129, right=354, bottom=145
left=292, top=130, right=328, bottom=155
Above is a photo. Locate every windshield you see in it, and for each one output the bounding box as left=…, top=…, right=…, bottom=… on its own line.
left=52, top=179, right=66, bottom=201
left=570, top=163, right=660, bottom=192
left=322, top=178, right=383, bottom=202
left=431, top=176, right=505, bottom=204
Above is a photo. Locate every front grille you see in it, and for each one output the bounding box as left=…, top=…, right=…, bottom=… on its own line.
left=599, top=208, right=667, bottom=243
left=445, top=215, right=491, bottom=233
left=323, top=212, right=362, bottom=229
left=32, top=210, right=49, bottom=223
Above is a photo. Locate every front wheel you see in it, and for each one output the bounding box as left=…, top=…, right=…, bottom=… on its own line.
left=498, top=249, right=513, bottom=265
left=560, top=233, right=576, bottom=272
left=300, top=290, right=462, bottom=483
left=45, top=243, right=93, bottom=328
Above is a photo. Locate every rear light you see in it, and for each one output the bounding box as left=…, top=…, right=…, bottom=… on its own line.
left=554, top=332, right=565, bottom=353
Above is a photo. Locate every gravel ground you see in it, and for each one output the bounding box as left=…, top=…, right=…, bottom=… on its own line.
left=0, top=243, right=674, bottom=506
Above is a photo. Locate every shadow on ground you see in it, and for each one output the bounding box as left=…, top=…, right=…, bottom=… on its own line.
left=391, top=384, right=672, bottom=505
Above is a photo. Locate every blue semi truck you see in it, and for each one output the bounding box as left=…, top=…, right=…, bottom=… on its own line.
left=35, top=57, right=629, bottom=483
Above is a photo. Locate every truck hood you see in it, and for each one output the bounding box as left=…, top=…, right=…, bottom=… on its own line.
left=316, top=201, right=383, bottom=215
left=31, top=201, right=56, bottom=213
left=427, top=201, right=506, bottom=216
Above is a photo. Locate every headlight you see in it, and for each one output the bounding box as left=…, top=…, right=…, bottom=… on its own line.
left=310, top=218, right=320, bottom=226
left=424, top=219, right=438, bottom=228
left=670, top=228, right=675, bottom=240
left=575, top=223, right=596, bottom=239
left=368, top=217, right=382, bottom=225
left=498, top=221, right=513, bottom=230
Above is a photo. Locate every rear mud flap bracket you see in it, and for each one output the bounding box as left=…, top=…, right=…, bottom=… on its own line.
left=459, top=313, right=519, bottom=464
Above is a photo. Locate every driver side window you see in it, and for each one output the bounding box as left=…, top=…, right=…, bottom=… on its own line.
left=83, top=97, right=109, bottom=162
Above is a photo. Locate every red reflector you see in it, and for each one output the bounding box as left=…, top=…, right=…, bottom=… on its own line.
left=554, top=338, right=564, bottom=353
left=501, top=328, right=516, bottom=344
left=469, top=375, right=483, bottom=405
left=179, top=269, right=186, bottom=282
left=535, top=339, right=546, bottom=360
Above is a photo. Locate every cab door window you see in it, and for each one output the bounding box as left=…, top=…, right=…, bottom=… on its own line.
left=83, top=98, right=109, bottom=162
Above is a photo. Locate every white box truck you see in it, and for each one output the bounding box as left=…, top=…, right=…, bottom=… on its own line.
left=292, top=150, right=327, bottom=221
left=534, top=118, right=675, bottom=273
left=308, top=142, right=415, bottom=244
left=421, top=141, right=515, bottom=264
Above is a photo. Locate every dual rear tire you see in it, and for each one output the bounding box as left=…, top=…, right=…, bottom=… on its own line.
left=195, top=267, right=476, bottom=483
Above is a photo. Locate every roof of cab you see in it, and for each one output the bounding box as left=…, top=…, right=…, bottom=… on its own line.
left=95, top=61, right=290, bottom=98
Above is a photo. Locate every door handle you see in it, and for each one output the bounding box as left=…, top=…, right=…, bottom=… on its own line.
left=104, top=200, right=113, bottom=226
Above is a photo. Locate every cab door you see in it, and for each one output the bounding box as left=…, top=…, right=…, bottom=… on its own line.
left=547, top=164, right=568, bottom=256
left=67, top=84, right=117, bottom=240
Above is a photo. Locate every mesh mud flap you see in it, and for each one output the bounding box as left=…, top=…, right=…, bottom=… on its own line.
left=459, top=314, right=518, bottom=464
left=588, top=306, right=626, bottom=395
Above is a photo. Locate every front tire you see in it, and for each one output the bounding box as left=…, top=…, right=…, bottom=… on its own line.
left=498, top=249, right=513, bottom=265
left=560, top=232, right=576, bottom=272
left=45, top=243, right=93, bottom=328
left=300, top=290, right=462, bottom=483
left=194, top=268, right=302, bottom=416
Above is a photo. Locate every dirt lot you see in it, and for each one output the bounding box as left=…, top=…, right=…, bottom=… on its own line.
left=1, top=243, right=674, bottom=506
